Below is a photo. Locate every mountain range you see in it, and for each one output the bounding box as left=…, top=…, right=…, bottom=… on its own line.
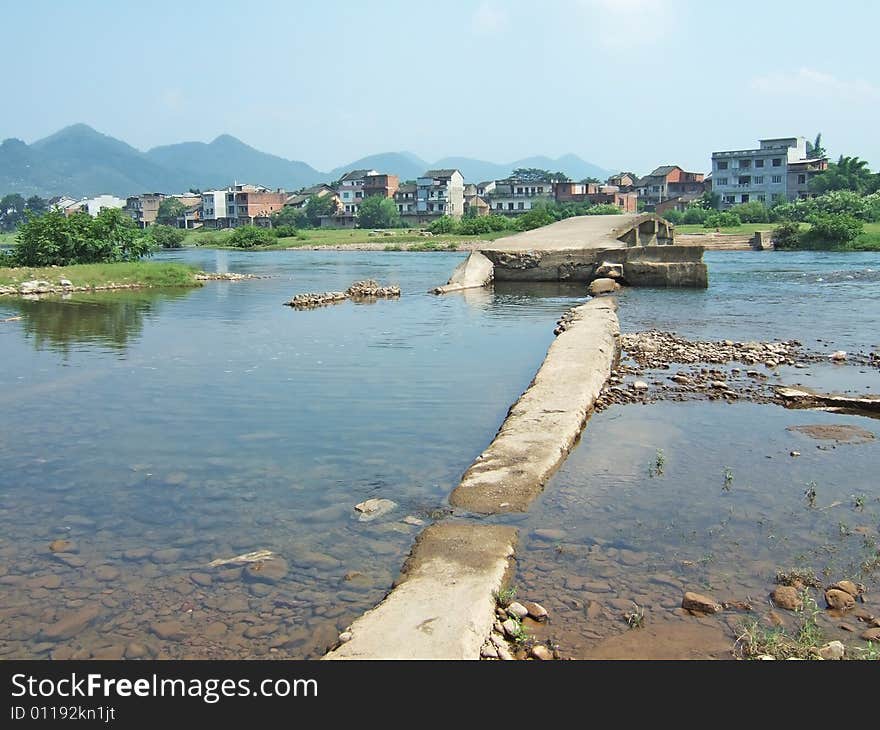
left=0, top=124, right=615, bottom=199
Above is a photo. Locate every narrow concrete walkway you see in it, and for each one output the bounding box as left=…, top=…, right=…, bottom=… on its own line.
left=450, top=297, right=620, bottom=513
left=323, top=523, right=516, bottom=660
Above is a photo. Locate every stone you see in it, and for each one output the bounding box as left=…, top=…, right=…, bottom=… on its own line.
left=595, top=261, right=623, bottom=279
left=124, top=642, right=150, bottom=659
left=506, top=602, right=528, bottom=619
left=817, top=641, right=845, bottom=660
left=203, top=622, right=228, bottom=638
left=40, top=606, right=101, bottom=641
left=790, top=451, right=800, bottom=457
left=30, top=574, right=62, bottom=590
left=830, top=350, right=847, bottom=361
left=248, top=583, right=273, bottom=597
left=860, top=628, right=880, bottom=641
left=353, top=498, right=397, bottom=522
left=49, top=539, right=76, bottom=553
left=532, top=528, right=566, bottom=542
left=771, top=585, right=802, bottom=611
left=94, top=565, right=121, bottom=582
left=243, top=557, right=289, bottom=585
left=530, top=644, right=553, bottom=660
left=92, top=645, right=125, bottom=660
left=149, top=620, right=188, bottom=641
left=831, top=580, right=860, bottom=597
left=150, top=548, right=183, bottom=564
left=243, top=623, right=278, bottom=639
left=825, top=588, right=855, bottom=611
left=190, top=572, right=213, bottom=587
left=338, top=631, right=353, bottom=644
left=588, top=277, right=621, bottom=296
left=501, top=618, right=520, bottom=638
left=402, top=515, right=425, bottom=526
left=632, top=380, right=649, bottom=390
left=681, top=591, right=722, bottom=614
left=480, top=642, right=498, bottom=659
left=53, top=553, right=86, bottom=568
left=524, top=601, right=548, bottom=621
left=122, top=548, right=152, bottom=562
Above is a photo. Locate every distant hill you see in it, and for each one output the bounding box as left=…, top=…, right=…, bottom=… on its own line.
left=0, top=124, right=616, bottom=198
left=146, top=135, right=323, bottom=191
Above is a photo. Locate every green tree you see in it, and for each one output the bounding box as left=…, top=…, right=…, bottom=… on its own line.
left=806, top=133, right=826, bottom=160
left=304, top=195, right=338, bottom=227
left=357, top=196, right=400, bottom=228
left=810, top=155, right=875, bottom=194
left=25, top=195, right=47, bottom=215
left=271, top=206, right=308, bottom=229
left=149, top=224, right=186, bottom=248
left=728, top=201, right=769, bottom=223
left=0, top=193, right=27, bottom=230
left=510, top=168, right=553, bottom=182
left=427, top=215, right=458, bottom=234
left=229, top=225, right=274, bottom=248
left=156, top=198, right=187, bottom=225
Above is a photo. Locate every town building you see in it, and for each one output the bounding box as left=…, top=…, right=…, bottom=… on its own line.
left=416, top=169, right=465, bottom=218
left=201, top=190, right=228, bottom=226
left=606, top=172, right=636, bottom=190
left=124, top=193, right=165, bottom=228
left=226, top=184, right=286, bottom=225
left=635, top=166, right=705, bottom=209
left=490, top=178, right=554, bottom=215
left=363, top=173, right=399, bottom=200
left=711, top=137, right=827, bottom=208
left=337, top=169, right=377, bottom=215
left=394, top=183, right=417, bottom=215
left=285, top=184, right=337, bottom=209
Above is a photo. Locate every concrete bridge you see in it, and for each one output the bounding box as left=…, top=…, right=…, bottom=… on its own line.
left=435, top=213, right=707, bottom=292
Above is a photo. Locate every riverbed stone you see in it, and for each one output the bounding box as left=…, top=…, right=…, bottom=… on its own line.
left=150, top=621, right=188, bottom=641
left=94, top=565, right=121, bottom=582
left=817, top=641, right=845, bottom=660
left=53, top=553, right=86, bottom=569
left=860, top=627, right=880, bottom=641
left=40, top=605, right=101, bottom=641
left=831, top=580, right=860, bottom=597
left=533, top=528, right=566, bottom=542
left=771, top=586, right=802, bottom=611
left=124, top=642, right=151, bottom=659
left=825, top=588, right=855, bottom=611
left=530, top=644, right=554, bottom=660
left=588, top=277, right=621, bottom=296
left=524, top=601, right=548, bottom=621
left=92, top=645, right=126, bottom=660
left=682, top=591, right=722, bottom=614
left=506, top=602, right=528, bottom=619
left=122, top=548, right=152, bottom=562
left=49, top=539, right=77, bottom=553
left=243, top=557, right=289, bottom=584
left=501, top=618, right=520, bottom=638
left=150, top=548, right=183, bottom=564
left=190, top=572, right=213, bottom=587
left=353, top=498, right=397, bottom=522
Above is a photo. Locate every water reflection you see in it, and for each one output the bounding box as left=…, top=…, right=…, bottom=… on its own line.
left=7, top=290, right=193, bottom=356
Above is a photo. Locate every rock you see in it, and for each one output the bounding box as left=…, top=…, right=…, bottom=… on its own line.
left=588, top=277, right=621, bottom=296
left=122, top=548, right=152, bottom=562
left=203, top=621, right=228, bottom=638
left=92, top=645, right=125, bottom=660
left=501, top=618, right=520, bottom=638
left=771, top=586, right=802, bottom=611
left=338, top=631, right=353, bottom=644
left=150, top=548, right=183, bottom=564
left=480, top=642, right=498, bottom=659
left=710, top=380, right=728, bottom=389
left=632, top=380, right=649, bottom=391
left=40, top=606, right=101, bottom=641
left=530, top=645, right=554, bottom=660
left=353, top=498, right=397, bottom=522
left=402, top=515, right=424, bottom=526
left=524, top=601, right=548, bottom=621
left=94, top=565, right=121, bottom=582
left=190, top=572, right=213, bottom=587
left=507, top=602, right=528, bottom=619
left=124, top=642, right=150, bottom=659
left=149, top=621, right=187, bottom=641
left=830, top=350, right=847, bottom=361
left=30, top=574, right=62, bottom=590
left=596, top=261, right=623, bottom=279
left=243, top=557, right=289, bottom=585
left=248, top=583, right=273, bottom=597
left=58, top=278, right=73, bottom=287
left=825, top=588, right=855, bottom=611
left=860, top=627, right=880, bottom=641
left=756, top=654, right=777, bottom=660
left=817, top=641, right=845, bottom=660
left=682, top=591, right=722, bottom=614
left=53, top=553, right=86, bottom=568
left=243, top=623, right=278, bottom=639
left=831, top=580, right=860, bottom=597
left=49, top=539, right=76, bottom=553
left=532, top=528, right=566, bottom=542
left=790, top=451, right=800, bottom=457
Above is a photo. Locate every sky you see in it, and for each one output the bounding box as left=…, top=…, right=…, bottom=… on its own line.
left=4, top=0, right=879, bottom=174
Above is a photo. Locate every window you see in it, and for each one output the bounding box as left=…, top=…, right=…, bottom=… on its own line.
left=717, top=161, right=728, bottom=170
left=739, top=176, right=751, bottom=185
left=772, top=158, right=782, bottom=167
left=771, top=175, right=782, bottom=184
left=739, top=159, right=751, bottom=169
left=717, top=177, right=729, bottom=186
left=518, top=202, right=525, bottom=210
left=496, top=203, right=503, bottom=210
left=797, top=174, right=807, bottom=184
left=754, top=176, right=763, bottom=184
left=757, top=194, right=766, bottom=202
left=741, top=194, right=750, bottom=203
left=755, top=159, right=764, bottom=168
left=508, top=203, right=514, bottom=210
left=723, top=195, right=736, bottom=204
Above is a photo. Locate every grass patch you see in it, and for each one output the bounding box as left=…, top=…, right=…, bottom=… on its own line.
left=674, top=223, right=775, bottom=236
left=734, top=592, right=825, bottom=660
left=0, top=261, right=202, bottom=289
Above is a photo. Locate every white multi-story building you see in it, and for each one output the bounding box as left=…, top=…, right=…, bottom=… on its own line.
left=711, top=137, right=827, bottom=208
left=489, top=178, right=554, bottom=215
left=416, top=169, right=464, bottom=218
left=201, top=190, right=228, bottom=224
left=337, top=169, right=377, bottom=214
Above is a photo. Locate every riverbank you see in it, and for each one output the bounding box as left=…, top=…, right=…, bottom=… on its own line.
left=0, top=262, right=255, bottom=296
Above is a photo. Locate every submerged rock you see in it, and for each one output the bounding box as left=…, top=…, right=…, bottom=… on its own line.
left=771, top=586, right=802, bottom=611
left=824, top=588, right=855, bottom=611
left=588, top=277, right=621, bottom=296
left=40, top=606, right=101, bottom=641
left=681, top=591, right=722, bottom=614
left=353, top=498, right=397, bottom=522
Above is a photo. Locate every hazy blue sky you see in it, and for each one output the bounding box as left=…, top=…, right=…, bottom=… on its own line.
left=4, top=0, right=878, bottom=173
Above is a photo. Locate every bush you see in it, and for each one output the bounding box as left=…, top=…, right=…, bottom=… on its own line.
left=729, top=201, right=769, bottom=223
left=229, top=225, right=274, bottom=248
left=272, top=225, right=298, bottom=238
left=11, top=209, right=151, bottom=266
left=149, top=224, right=185, bottom=248
left=803, top=214, right=864, bottom=246
left=456, top=214, right=512, bottom=235
left=660, top=209, right=684, bottom=225
left=704, top=211, right=741, bottom=228
left=682, top=206, right=709, bottom=224
left=357, top=196, right=400, bottom=229
left=584, top=204, right=623, bottom=215
left=771, top=221, right=803, bottom=249
left=514, top=208, right=555, bottom=231
left=427, top=216, right=458, bottom=234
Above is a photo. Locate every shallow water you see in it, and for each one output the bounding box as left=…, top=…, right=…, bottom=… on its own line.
left=0, top=250, right=585, bottom=659
left=0, top=248, right=878, bottom=660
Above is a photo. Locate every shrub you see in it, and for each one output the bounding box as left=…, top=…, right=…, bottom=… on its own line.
left=11, top=209, right=150, bottom=266
left=514, top=207, right=556, bottom=231
left=357, top=196, right=400, bottom=229
left=229, top=225, right=274, bottom=248
left=584, top=204, right=623, bottom=215
left=803, top=214, right=863, bottom=246
left=149, top=224, right=185, bottom=248
left=456, top=214, right=512, bottom=235
left=272, top=225, right=298, bottom=238
left=771, top=221, right=803, bottom=249
left=704, top=211, right=741, bottom=228
left=660, top=209, right=684, bottom=225
left=729, top=201, right=769, bottom=223
left=427, top=216, right=458, bottom=234
left=682, top=206, right=709, bottom=224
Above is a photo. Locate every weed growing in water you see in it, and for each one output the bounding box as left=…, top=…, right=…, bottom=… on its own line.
left=804, top=482, right=818, bottom=508
left=722, top=467, right=734, bottom=491
left=648, top=449, right=665, bottom=477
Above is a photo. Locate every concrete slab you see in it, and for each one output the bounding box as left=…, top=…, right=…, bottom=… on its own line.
left=449, top=297, right=620, bottom=514
left=484, top=214, right=642, bottom=251
left=433, top=250, right=494, bottom=294
left=323, top=523, right=517, bottom=660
